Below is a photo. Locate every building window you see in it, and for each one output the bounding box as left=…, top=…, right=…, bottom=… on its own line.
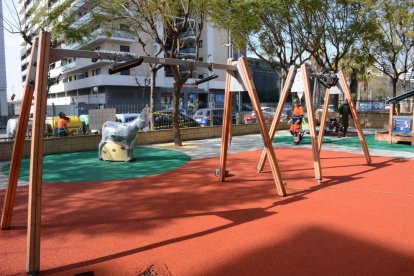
left=92, top=68, right=102, bottom=76
left=198, top=40, right=203, bottom=48
left=120, top=45, right=130, bottom=52
left=120, top=69, right=130, bottom=76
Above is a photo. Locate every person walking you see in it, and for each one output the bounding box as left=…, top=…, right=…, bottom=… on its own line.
left=338, top=101, right=351, bottom=137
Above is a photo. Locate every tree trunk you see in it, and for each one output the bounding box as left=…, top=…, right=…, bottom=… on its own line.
left=279, top=68, right=288, bottom=102
left=172, top=82, right=183, bottom=146
left=392, top=79, right=398, bottom=98
left=150, top=68, right=157, bottom=130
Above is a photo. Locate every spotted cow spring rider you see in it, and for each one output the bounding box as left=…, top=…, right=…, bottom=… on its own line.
left=290, top=98, right=305, bottom=145
left=99, top=106, right=150, bottom=161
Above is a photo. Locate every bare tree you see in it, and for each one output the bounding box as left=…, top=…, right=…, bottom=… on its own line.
left=1, top=0, right=33, bottom=44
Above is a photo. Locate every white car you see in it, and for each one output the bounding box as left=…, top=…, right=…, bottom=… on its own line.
left=261, top=106, right=276, bottom=114
left=316, top=104, right=335, bottom=112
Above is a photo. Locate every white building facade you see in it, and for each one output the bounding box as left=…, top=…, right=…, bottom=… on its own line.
left=18, top=0, right=231, bottom=115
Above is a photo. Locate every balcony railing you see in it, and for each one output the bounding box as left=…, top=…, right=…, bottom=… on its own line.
left=68, top=28, right=135, bottom=49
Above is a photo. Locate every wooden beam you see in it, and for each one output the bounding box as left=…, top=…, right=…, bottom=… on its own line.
left=238, top=57, right=286, bottom=196
left=1, top=38, right=38, bottom=230
left=257, top=66, right=296, bottom=172
left=49, top=48, right=237, bottom=71
left=218, top=59, right=233, bottom=181
left=338, top=71, right=371, bottom=164
left=26, top=32, right=51, bottom=274
left=301, top=65, right=322, bottom=183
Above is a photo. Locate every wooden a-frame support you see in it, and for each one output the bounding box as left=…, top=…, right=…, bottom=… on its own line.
left=257, top=65, right=372, bottom=184
left=257, top=64, right=322, bottom=183
left=219, top=58, right=286, bottom=196
left=1, top=32, right=287, bottom=274
left=317, top=71, right=371, bottom=164
left=0, top=32, right=50, bottom=273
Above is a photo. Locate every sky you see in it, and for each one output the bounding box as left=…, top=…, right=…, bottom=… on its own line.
left=2, top=0, right=23, bottom=100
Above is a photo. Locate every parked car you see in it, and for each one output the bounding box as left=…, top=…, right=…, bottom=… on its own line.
left=152, top=112, right=200, bottom=130
left=115, top=113, right=140, bottom=123
left=243, top=110, right=274, bottom=124
left=159, top=108, right=187, bottom=116
left=316, top=104, right=335, bottom=112
left=45, top=116, right=84, bottom=136
left=192, top=108, right=235, bottom=126
left=261, top=106, right=276, bottom=114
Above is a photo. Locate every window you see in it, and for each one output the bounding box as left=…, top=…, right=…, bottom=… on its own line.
left=198, top=40, right=203, bottom=48
left=92, top=68, right=101, bottom=76
left=120, top=45, right=130, bottom=52
left=120, top=69, right=130, bottom=76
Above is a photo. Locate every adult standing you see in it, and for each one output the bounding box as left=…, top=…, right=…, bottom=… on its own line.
left=338, top=101, right=351, bottom=137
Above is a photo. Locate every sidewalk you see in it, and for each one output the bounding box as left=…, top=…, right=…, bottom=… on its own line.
left=1, top=128, right=414, bottom=189
left=150, top=129, right=414, bottom=161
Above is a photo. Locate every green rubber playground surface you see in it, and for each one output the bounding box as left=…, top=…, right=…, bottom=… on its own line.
left=1, top=147, right=190, bottom=183
left=274, top=134, right=414, bottom=153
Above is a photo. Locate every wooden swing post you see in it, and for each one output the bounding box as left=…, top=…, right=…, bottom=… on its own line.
left=1, top=40, right=38, bottom=230
left=317, top=88, right=331, bottom=152
left=257, top=65, right=296, bottom=172
left=26, top=31, right=51, bottom=273
left=219, top=57, right=286, bottom=196
left=301, top=64, right=322, bottom=183
left=338, top=71, right=371, bottom=164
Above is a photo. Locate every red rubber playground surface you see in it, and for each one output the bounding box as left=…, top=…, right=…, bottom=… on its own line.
left=1, top=147, right=414, bottom=275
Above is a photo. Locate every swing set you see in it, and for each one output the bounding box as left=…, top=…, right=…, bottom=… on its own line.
left=1, top=31, right=371, bottom=274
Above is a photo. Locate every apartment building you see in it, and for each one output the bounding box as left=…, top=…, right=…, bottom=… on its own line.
left=0, top=0, right=8, bottom=116
left=18, top=0, right=232, bottom=114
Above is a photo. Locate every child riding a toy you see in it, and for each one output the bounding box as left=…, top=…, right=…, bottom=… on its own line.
left=289, top=98, right=305, bottom=145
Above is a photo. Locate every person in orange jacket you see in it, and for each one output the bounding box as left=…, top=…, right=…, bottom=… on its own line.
left=57, top=112, right=70, bottom=137
left=290, top=98, right=304, bottom=145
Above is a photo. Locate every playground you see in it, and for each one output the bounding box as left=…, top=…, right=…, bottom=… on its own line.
left=1, top=31, right=413, bottom=275
left=1, top=132, right=414, bottom=275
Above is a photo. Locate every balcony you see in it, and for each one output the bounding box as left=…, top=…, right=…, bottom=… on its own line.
left=68, top=28, right=135, bottom=50
left=60, top=59, right=110, bottom=74
left=48, top=74, right=149, bottom=94
left=178, top=47, right=196, bottom=59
